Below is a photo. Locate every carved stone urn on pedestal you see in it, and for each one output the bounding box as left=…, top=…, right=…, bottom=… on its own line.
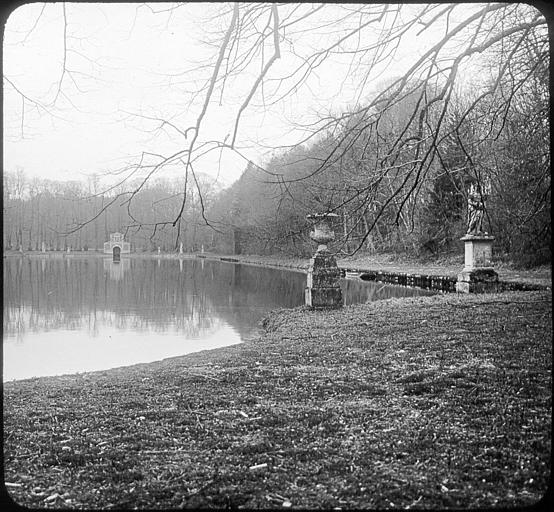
left=305, top=213, right=343, bottom=309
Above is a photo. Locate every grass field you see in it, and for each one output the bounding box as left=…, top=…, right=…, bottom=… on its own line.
left=3, top=290, right=551, bottom=509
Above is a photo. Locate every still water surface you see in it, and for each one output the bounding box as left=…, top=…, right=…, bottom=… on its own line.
left=3, top=256, right=434, bottom=380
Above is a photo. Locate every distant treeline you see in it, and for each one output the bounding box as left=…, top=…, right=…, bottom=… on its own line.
left=2, top=172, right=221, bottom=253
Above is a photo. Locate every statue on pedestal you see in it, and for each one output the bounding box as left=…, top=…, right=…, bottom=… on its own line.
left=466, top=183, right=487, bottom=235
left=457, top=182, right=498, bottom=293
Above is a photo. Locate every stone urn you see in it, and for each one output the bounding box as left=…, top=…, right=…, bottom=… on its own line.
left=307, top=213, right=338, bottom=251
left=305, top=213, right=343, bottom=309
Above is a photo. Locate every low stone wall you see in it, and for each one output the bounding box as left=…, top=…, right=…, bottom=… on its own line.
left=348, top=268, right=549, bottom=293
left=353, top=269, right=457, bottom=292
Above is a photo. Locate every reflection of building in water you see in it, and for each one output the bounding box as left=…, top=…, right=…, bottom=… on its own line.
left=103, top=258, right=130, bottom=281
left=103, top=232, right=131, bottom=255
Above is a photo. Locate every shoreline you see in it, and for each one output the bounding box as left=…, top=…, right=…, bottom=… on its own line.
left=195, top=252, right=552, bottom=291
left=4, top=249, right=551, bottom=287
left=4, top=290, right=552, bottom=509
left=6, top=250, right=550, bottom=296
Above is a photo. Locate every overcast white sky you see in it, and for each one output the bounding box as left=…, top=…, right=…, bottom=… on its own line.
left=3, top=2, right=486, bottom=188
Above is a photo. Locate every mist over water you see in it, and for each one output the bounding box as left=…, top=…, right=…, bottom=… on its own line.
left=3, top=256, right=434, bottom=380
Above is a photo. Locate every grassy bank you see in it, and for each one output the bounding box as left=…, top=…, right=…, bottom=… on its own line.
left=3, top=291, right=551, bottom=509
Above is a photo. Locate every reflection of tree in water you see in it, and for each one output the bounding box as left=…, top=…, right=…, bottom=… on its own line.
left=3, top=258, right=219, bottom=338
left=3, top=258, right=434, bottom=339
left=198, top=262, right=306, bottom=335
left=3, top=258, right=308, bottom=339
left=342, top=279, right=435, bottom=306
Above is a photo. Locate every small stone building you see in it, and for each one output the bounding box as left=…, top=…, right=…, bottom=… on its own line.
left=103, top=232, right=130, bottom=255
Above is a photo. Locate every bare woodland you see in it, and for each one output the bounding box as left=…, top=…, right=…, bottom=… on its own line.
left=3, top=2, right=550, bottom=266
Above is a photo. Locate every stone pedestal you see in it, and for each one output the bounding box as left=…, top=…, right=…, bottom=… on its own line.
left=233, top=228, right=242, bottom=255
left=456, top=234, right=499, bottom=293
left=305, top=247, right=343, bottom=309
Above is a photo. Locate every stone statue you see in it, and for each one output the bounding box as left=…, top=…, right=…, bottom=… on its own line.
left=466, top=184, right=486, bottom=235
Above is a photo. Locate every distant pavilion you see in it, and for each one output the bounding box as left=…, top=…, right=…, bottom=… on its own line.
left=103, top=232, right=131, bottom=256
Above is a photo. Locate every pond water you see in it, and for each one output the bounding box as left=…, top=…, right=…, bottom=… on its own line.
left=3, top=256, right=434, bottom=381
